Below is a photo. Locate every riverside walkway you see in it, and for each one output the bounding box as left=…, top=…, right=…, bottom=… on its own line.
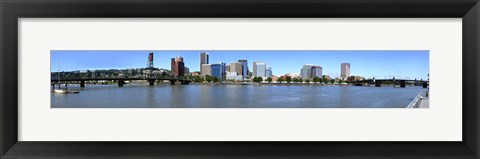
left=407, top=89, right=429, bottom=108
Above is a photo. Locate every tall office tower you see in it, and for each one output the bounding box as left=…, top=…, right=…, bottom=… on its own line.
left=201, top=64, right=212, bottom=76
left=341, top=63, right=350, bottom=80
left=170, top=58, right=176, bottom=77
left=254, top=62, right=266, bottom=77
left=266, top=66, right=272, bottom=78
left=311, top=66, right=323, bottom=78
left=225, top=64, right=230, bottom=73
left=200, top=52, right=209, bottom=74
left=230, top=62, right=243, bottom=75
left=171, top=56, right=185, bottom=78
left=211, top=62, right=226, bottom=79
left=238, top=60, right=248, bottom=79
left=252, top=62, right=257, bottom=77
left=301, top=64, right=314, bottom=79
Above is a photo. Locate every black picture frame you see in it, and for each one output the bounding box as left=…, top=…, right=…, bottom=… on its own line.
left=1, top=0, right=479, bottom=158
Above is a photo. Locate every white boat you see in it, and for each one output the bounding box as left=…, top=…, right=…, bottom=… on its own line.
left=52, top=62, right=79, bottom=94
left=53, top=89, right=67, bottom=94
left=53, top=89, right=79, bottom=94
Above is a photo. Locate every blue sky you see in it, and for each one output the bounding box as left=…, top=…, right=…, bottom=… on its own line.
left=51, top=50, right=429, bottom=80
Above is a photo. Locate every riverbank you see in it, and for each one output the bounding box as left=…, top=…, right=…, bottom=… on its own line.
left=406, top=89, right=429, bottom=108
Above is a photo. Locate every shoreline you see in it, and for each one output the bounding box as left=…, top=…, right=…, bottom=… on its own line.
left=56, top=82, right=425, bottom=87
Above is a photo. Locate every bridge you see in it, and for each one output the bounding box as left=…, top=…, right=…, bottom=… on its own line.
left=51, top=76, right=191, bottom=88
left=350, top=78, right=428, bottom=88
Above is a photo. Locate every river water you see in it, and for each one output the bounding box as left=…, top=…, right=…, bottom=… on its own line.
left=51, top=84, right=426, bottom=108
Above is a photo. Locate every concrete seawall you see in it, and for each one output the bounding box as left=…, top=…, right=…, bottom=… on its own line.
left=406, top=89, right=429, bottom=108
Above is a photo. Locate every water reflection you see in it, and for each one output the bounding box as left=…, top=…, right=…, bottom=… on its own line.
left=51, top=84, right=425, bottom=108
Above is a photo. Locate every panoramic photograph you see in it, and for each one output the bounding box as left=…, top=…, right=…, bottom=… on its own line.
left=51, top=50, right=429, bottom=108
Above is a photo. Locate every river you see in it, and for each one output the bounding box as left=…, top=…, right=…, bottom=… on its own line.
left=51, top=84, right=426, bottom=108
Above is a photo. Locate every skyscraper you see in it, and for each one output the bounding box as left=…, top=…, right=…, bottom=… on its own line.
left=200, top=52, right=209, bottom=74
left=252, top=62, right=257, bottom=77
left=201, top=64, right=211, bottom=76
left=171, top=56, right=185, bottom=78
left=266, top=66, right=272, bottom=78
left=170, top=58, right=176, bottom=77
left=341, top=63, right=350, bottom=80
left=301, top=64, right=314, bottom=79
left=238, top=60, right=248, bottom=80
left=311, top=66, right=322, bottom=78
left=254, top=62, right=266, bottom=77
left=229, top=62, right=243, bottom=75
left=211, top=62, right=226, bottom=79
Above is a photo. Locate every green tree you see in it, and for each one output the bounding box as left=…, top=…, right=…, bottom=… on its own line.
left=286, top=76, right=292, bottom=83
left=313, top=77, right=320, bottom=83
left=330, top=79, right=335, bottom=84
left=298, top=78, right=303, bottom=83
left=213, top=76, right=219, bottom=82
left=278, top=78, right=284, bottom=83
left=305, top=79, right=310, bottom=83
left=266, top=77, right=272, bottom=83
left=253, top=77, right=263, bottom=83
left=323, top=78, right=329, bottom=84
left=205, top=76, right=212, bottom=82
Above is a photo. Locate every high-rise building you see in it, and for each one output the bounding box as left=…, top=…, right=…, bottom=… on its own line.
left=200, top=52, right=209, bottom=74
left=171, top=56, right=185, bottom=78
left=254, top=62, right=266, bottom=77
left=230, top=62, right=243, bottom=75
left=311, top=66, right=322, bottom=78
left=266, top=66, right=272, bottom=78
left=201, top=64, right=211, bottom=76
left=252, top=62, right=257, bottom=77
left=225, top=64, right=230, bottom=73
left=170, top=58, right=176, bottom=77
left=301, top=64, right=314, bottom=79
left=211, top=62, right=226, bottom=79
left=238, top=60, right=248, bottom=79
left=341, top=63, right=350, bottom=80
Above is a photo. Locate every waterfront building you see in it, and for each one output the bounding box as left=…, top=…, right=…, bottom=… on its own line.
left=341, top=63, right=350, bottom=80
left=201, top=64, right=211, bottom=76
left=311, top=66, right=322, bottom=78
left=253, top=62, right=266, bottom=78
left=301, top=64, right=314, bottom=79
left=238, top=60, right=248, bottom=79
left=285, top=73, right=300, bottom=78
left=200, top=52, right=209, bottom=74
left=226, top=72, right=243, bottom=81
left=348, top=75, right=364, bottom=82
left=266, top=66, right=272, bottom=78
left=170, top=56, right=185, bottom=78
left=190, top=71, right=201, bottom=76
left=211, top=62, right=226, bottom=79
left=229, top=62, right=243, bottom=75
left=226, top=64, right=230, bottom=73
left=272, top=76, right=279, bottom=82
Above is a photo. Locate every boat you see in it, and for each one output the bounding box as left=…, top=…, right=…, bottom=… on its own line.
left=53, top=89, right=67, bottom=94
left=52, top=89, right=79, bottom=94
left=52, top=62, right=79, bottom=94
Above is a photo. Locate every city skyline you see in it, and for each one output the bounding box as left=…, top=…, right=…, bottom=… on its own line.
left=51, top=50, right=429, bottom=80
